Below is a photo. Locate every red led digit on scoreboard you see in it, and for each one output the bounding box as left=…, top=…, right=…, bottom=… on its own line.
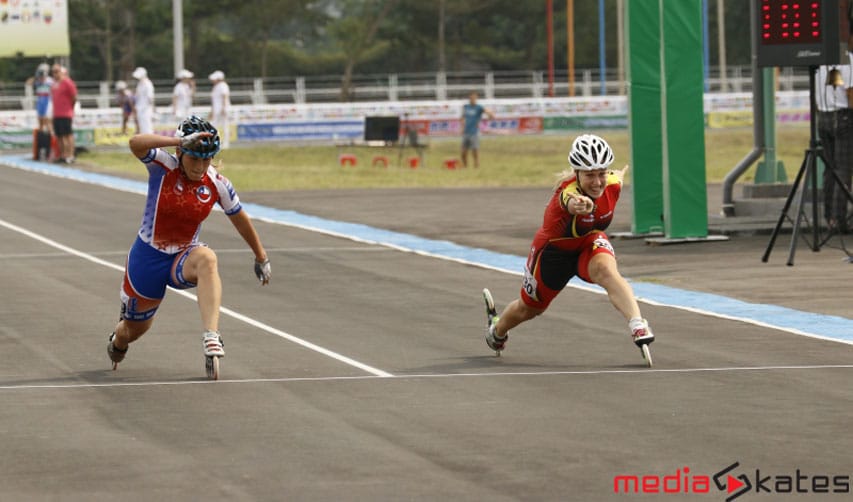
left=761, top=0, right=822, bottom=44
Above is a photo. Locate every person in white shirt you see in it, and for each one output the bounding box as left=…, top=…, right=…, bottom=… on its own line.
left=815, top=47, right=853, bottom=233
left=132, top=67, right=155, bottom=134
left=172, top=69, right=195, bottom=119
left=208, top=70, right=231, bottom=149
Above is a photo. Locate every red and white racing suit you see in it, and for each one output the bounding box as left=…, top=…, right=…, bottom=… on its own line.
left=119, top=148, right=242, bottom=321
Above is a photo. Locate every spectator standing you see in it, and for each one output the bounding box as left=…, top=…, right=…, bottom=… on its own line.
left=115, top=81, right=137, bottom=135
left=172, top=69, right=195, bottom=119
left=208, top=70, right=231, bottom=149
left=50, top=64, right=77, bottom=164
left=460, top=91, right=495, bottom=168
left=26, top=63, right=54, bottom=133
left=133, top=67, right=155, bottom=134
left=815, top=49, right=853, bottom=234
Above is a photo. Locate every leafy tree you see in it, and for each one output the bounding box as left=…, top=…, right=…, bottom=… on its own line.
left=328, top=0, right=400, bottom=100
left=0, top=0, right=757, bottom=96
left=232, top=0, right=317, bottom=78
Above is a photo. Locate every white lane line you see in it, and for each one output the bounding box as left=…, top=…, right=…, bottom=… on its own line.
left=0, top=247, right=390, bottom=260
left=0, top=251, right=129, bottom=259
left=1, top=364, right=852, bottom=391
left=216, top=246, right=389, bottom=254
left=0, top=217, right=394, bottom=378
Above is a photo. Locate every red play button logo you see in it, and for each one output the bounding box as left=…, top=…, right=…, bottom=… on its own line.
left=727, top=475, right=745, bottom=493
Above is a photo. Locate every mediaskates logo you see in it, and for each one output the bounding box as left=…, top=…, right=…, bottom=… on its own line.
left=614, top=461, right=853, bottom=501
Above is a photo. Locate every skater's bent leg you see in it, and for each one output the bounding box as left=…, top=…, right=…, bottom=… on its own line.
left=113, top=318, right=153, bottom=350
left=587, top=253, right=641, bottom=321
left=183, top=246, right=222, bottom=333
left=495, top=299, right=545, bottom=338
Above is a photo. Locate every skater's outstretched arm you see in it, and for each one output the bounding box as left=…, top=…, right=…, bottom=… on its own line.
left=228, top=210, right=271, bottom=285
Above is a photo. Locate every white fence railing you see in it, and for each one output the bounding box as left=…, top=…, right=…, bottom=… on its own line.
left=2, top=66, right=813, bottom=112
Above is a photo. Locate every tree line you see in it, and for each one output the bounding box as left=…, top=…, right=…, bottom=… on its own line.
left=2, top=0, right=751, bottom=96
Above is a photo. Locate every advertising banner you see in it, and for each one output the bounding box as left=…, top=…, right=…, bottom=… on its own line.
left=237, top=120, right=363, bottom=141
left=707, top=111, right=752, bottom=129
left=400, top=120, right=431, bottom=137
left=0, top=130, right=35, bottom=149
left=426, top=117, right=543, bottom=137
left=708, top=110, right=809, bottom=128
left=93, top=128, right=136, bottom=146
left=516, top=117, right=544, bottom=134
left=0, top=128, right=92, bottom=149
left=0, top=0, right=70, bottom=57
left=427, top=119, right=460, bottom=137
left=544, top=115, right=629, bottom=131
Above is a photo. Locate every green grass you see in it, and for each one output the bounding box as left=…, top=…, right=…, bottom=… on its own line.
left=76, top=126, right=812, bottom=190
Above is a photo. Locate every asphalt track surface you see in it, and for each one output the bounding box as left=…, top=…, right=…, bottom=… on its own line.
left=2, top=155, right=853, bottom=501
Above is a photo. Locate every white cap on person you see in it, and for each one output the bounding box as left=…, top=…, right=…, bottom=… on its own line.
left=115, top=80, right=127, bottom=91
left=208, top=70, right=225, bottom=81
left=178, top=69, right=194, bottom=79
left=132, top=67, right=147, bottom=79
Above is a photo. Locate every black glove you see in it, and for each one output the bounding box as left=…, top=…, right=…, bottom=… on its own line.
left=254, top=258, right=271, bottom=285
left=180, top=131, right=210, bottom=150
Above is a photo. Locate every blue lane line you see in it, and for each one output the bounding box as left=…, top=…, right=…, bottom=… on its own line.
left=3, top=154, right=852, bottom=342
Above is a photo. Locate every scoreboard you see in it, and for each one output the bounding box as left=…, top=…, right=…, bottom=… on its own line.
left=755, top=0, right=842, bottom=67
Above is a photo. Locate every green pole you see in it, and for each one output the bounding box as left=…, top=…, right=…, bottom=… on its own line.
left=754, top=68, right=787, bottom=183
left=626, top=0, right=664, bottom=234
left=660, top=0, right=707, bottom=238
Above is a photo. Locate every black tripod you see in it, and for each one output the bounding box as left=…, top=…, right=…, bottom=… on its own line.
left=762, top=66, right=853, bottom=265
left=397, top=114, right=424, bottom=167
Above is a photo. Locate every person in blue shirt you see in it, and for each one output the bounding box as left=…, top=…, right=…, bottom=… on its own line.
left=460, top=91, right=494, bottom=168
left=26, top=63, right=54, bottom=133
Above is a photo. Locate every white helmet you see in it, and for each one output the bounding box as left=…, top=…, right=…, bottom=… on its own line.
left=567, top=134, right=614, bottom=170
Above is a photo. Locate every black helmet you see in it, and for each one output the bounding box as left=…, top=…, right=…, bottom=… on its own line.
left=175, top=115, right=220, bottom=159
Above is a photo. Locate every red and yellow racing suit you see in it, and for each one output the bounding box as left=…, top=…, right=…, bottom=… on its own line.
left=520, top=171, right=622, bottom=310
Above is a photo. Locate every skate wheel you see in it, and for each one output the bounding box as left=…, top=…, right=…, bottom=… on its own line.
left=495, top=350, right=502, bottom=358
left=483, top=288, right=496, bottom=313
left=112, top=361, right=118, bottom=371
left=205, top=355, right=220, bottom=380
left=641, top=344, right=653, bottom=368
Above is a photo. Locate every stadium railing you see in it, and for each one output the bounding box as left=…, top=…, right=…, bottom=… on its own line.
left=2, top=66, right=811, bottom=112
